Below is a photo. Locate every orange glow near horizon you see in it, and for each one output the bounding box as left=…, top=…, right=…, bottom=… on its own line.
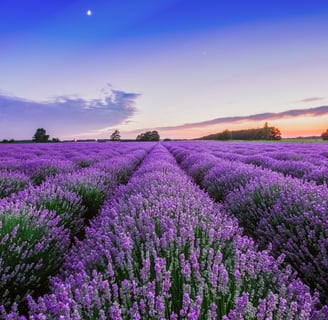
left=153, top=114, right=328, bottom=140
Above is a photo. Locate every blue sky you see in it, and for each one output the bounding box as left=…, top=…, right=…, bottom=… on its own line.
left=1, top=0, right=328, bottom=139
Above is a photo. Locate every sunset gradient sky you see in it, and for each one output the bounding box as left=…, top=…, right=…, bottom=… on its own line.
left=1, top=0, right=328, bottom=140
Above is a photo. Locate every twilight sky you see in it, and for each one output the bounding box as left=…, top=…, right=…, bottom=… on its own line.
left=1, top=0, right=328, bottom=140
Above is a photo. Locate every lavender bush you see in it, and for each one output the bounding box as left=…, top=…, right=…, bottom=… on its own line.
left=49, top=168, right=113, bottom=222
left=0, top=171, right=29, bottom=199
left=0, top=159, right=28, bottom=171
left=225, top=176, right=328, bottom=302
left=2, top=182, right=86, bottom=239
left=180, top=153, right=218, bottom=184
left=202, top=160, right=267, bottom=202
left=92, top=150, right=147, bottom=185
left=243, top=155, right=276, bottom=169
left=304, top=166, right=328, bottom=185
left=19, top=159, right=75, bottom=185
left=0, top=204, right=69, bottom=313
left=269, top=160, right=316, bottom=178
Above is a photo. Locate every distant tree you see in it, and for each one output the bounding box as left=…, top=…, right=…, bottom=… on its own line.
left=263, top=122, right=281, bottom=140
left=110, top=129, right=121, bottom=141
left=322, top=129, right=328, bottom=141
left=33, top=128, right=49, bottom=142
left=52, top=137, right=60, bottom=142
left=263, top=122, right=270, bottom=139
left=268, top=126, right=282, bottom=140
left=218, top=129, right=232, bottom=140
left=163, top=138, right=172, bottom=141
left=136, top=130, right=160, bottom=141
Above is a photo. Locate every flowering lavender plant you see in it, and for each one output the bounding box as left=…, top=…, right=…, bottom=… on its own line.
left=19, top=159, right=74, bottom=185
left=0, top=171, right=29, bottom=199
left=4, top=182, right=86, bottom=239
left=49, top=168, right=110, bottom=221
left=202, top=160, right=267, bottom=202
left=226, top=175, right=328, bottom=302
left=0, top=204, right=69, bottom=313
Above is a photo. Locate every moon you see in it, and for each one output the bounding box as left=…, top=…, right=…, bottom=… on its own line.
left=87, top=10, right=92, bottom=16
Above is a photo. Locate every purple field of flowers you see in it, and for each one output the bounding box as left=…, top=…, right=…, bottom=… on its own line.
left=1, top=141, right=328, bottom=319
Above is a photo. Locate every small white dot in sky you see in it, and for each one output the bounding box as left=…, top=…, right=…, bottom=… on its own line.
left=87, top=10, right=92, bottom=16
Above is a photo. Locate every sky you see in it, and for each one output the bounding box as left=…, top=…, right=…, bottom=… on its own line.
left=1, top=0, right=328, bottom=140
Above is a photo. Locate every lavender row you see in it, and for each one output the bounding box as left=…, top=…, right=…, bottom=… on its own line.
left=7, top=145, right=326, bottom=319
left=166, top=144, right=328, bottom=303
left=0, top=146, right=150, bottom=314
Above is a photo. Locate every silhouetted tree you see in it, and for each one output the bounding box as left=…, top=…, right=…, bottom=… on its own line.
left=110, top=129, right=121, bottom=141
left=219, top=129, right=232, bottom=140
left=33, top=128, right=49, bottom=142
left=136, top=130, right=160, bottom=141
left=322, top=129, right=328, bottom=141
left=263, top=122, right=270, bottom=139
left=268, top=126, right=282, bottom=140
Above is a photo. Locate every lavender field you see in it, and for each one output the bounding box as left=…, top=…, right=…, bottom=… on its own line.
left=1, top=141, right=328, bottom=319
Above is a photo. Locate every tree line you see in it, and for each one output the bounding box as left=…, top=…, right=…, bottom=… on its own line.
left=4, top=126, right=328, bottom=143
left=199, top=123, right=282, bottom=141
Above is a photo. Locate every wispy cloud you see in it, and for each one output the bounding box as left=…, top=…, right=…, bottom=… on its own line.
left=0, top=87, right=140, bottom=138
left=298, top=97, right=325, bottom=103
left=145, top=105, right=328, bottom=132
